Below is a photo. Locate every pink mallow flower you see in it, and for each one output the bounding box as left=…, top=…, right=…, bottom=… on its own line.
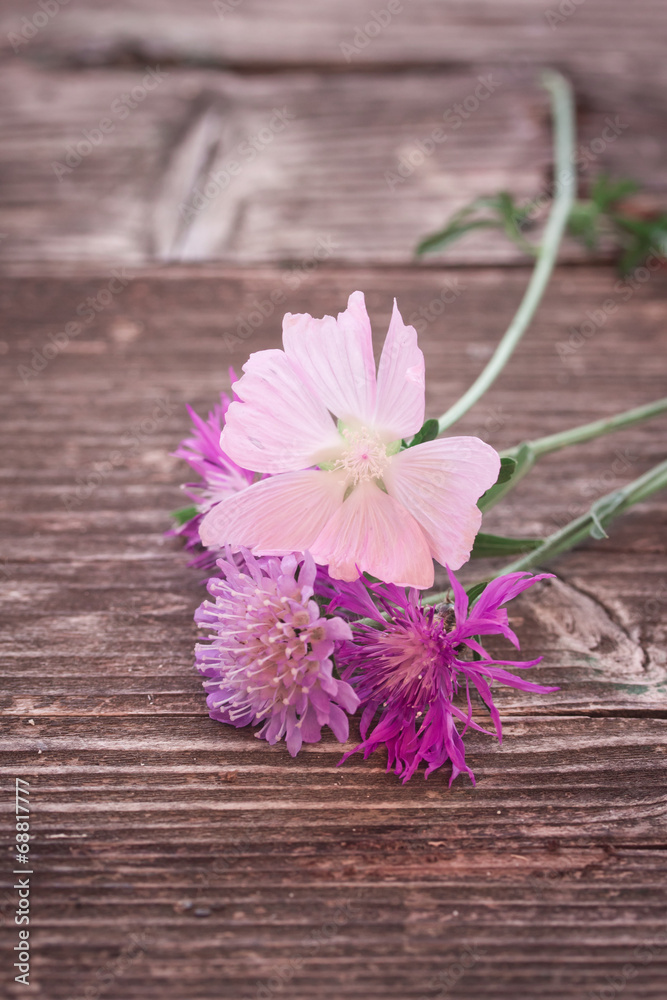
left=195, top=549, right=359, bottom=756
left=324, top=568, right=558, bottom=785
left=200, top=292, right=500, bottom=589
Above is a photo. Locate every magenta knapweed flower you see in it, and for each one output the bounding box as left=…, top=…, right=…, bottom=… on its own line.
left=195, top=549, right=359, bottom=756
left=199, top=292, right=500, bottom=589
left=172, top=387, right=257, bottom=565
left=325, top=568, right=557, bottom=785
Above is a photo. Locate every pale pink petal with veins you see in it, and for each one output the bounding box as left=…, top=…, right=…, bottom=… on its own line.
left=310, top=479, right=434, bottom=587
left=373, top=298, right=425, bottom=440
left=200, top=469, right=347, bottom=555
left=201, top=292, right=501, bottom=588
left=282, top=290, right=377, bottom=425
left=383, top=437, right=500, bottom=570
left=221, top=349, right=341, bottom=474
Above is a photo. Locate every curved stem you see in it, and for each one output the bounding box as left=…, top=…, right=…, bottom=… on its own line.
left=501, top=397, right=667, bottom=461
left=493, top=458, right=667, bottom=576
left=423, top=456, right=667, bottom=605
left=437, top=70, right=576, bottom=434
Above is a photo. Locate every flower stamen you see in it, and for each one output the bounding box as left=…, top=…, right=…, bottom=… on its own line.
left=331, top=427, right=389, bottom=486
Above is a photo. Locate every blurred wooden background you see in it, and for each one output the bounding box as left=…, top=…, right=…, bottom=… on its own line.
left=1, top=2, right=666, bottom=998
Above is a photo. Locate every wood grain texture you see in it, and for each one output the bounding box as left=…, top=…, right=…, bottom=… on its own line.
left=0, top=62, right=552, bottom=266
left=1, top=266, right=666, bottom=998
left=1, top=0, right=666, bottom=93
left=1, top=61, right=666, bottom=270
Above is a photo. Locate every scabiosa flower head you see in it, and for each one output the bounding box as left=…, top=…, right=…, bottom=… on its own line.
left=195, top=549, right=359, bottom=756
left=172, top=382, right=258, bottom=566
left=327, top=568, right=557, bottom=785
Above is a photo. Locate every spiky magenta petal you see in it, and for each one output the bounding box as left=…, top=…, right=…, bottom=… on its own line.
left=324, top=568, right=557, bottom=785
left=171, top=385, right=258, bottom=568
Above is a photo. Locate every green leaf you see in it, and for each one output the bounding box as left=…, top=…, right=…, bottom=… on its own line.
left=465, top=581, right=488, bottom=605
left=490, top=191, right=537, bottom=253
left=408, top=418, right=439, bottom=448
left=471, top=532, right=544, bottom=559
left=477, top=456, right=517, bottom=512
left=495, top=456, right=517, bottom=486
left=478, top=445, right=536, bottom=513
left=589, top=510, right=609, bottom=540
left=418, top=174, right=653, bottom=267
left=590, top=173, right=638, bottom=212
left=614, top=214, right=667, bottom=274
left=170, top=505, right=198, bottom=526
left=567, top=200, right=603, bottom=250
left=415, top=191, right=538, bottom=258
left=416, top=218, right=499, bottom=256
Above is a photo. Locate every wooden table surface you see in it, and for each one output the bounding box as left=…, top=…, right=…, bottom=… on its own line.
left=1, top=3, right=666, bottom=999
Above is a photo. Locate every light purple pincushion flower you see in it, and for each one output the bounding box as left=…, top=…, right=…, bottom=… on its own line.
left=195, top=549, right=359, bottom=756
left=172, top=386, right=258, bottom=567
left=324, top=568, right=558, bottom=785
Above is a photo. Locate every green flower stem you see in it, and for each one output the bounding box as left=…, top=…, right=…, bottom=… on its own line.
left=502, top=397, right=667, bottom=462
left=423, top=457, right=667, bottom=605
left=437, top=70, right=576, bottom=434
left=484, top=396, right=667, bottom=509
left=494, top=457, right=667, bottom=575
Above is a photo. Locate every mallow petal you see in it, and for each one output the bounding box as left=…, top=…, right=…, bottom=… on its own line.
left=282, top=290, right=377, bottom=425
left=199, top=469, right=347, bottom=554
left=383, top=437, right=500, bottom=570
left=221, top=349, right=341, bottom=473
left=310, top=479, right=434, bottom=588
left=373, top=299, right=425, bottom=440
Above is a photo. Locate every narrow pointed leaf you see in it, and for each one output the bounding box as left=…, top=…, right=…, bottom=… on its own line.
left=170, top=505, right=198, bottom=526
left=408, top=418, right=440, bottom=448
left=416, top=219, right=500, bottom=256
left=478, top=446, right=535, bottom=513
left=466, top=582, right=489, bottom=605
left=471, top=532, right=544, bottom=559
left=477, top=456, right=516, bottom=512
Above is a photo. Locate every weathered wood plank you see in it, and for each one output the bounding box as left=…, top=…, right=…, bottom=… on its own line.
left=1, top=738, right=666, bottom=1000
left=0, top=62, right=554, bottom=266
left=1, top=265, right=666, bottom=717
left=2, top=0, right=666, bottom=95
left=1, top=62, right=664, bottom=270
left=1, top=265, right=666, bottom=999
